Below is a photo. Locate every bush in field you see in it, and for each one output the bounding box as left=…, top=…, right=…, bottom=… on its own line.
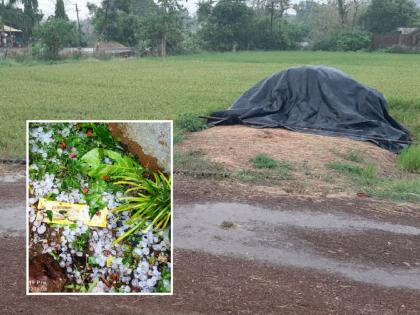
left=398, top=145, right=420, bottom=173
left=35, top=18, right=77, bottom=59
left=331, top=30, right=372, bottom=51
left=314, top=29, right=371, bottom=51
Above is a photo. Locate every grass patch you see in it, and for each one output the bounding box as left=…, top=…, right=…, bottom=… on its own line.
left=364, top=179, right=420, bottom=203
left=174, top=150, right=226, bottom=174
left=327, top=161, right=420, bottom=203
left=174, top=150, right=293, bottom=183
left=1, top=51, right=420, bottom=158
left=397, top=145, right=420, bottom=173
left=175, top=113, right=207, bottom=133
left=326, top=162, right=377, bottom=179
left=251, top=154, right=279, bottom=169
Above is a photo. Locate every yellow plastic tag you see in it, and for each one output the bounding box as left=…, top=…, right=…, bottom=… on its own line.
left=106, top=256, right=114, bottom=267
left=37, top=198, right=108, bottom=228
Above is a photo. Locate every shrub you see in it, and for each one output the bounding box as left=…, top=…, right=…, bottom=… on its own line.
left=35, top=17, right=77, bottom=59
left=332, top=30, right=371, bottom=51
left=313, top=29, right=371, bottom=51
left=398, top=145, right=420, bottom=173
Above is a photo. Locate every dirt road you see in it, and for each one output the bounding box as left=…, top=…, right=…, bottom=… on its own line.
left=1, top=168, right=420, bottom=314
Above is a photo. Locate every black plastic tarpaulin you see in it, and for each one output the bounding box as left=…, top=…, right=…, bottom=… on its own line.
left=208, top=66, right=411, bottom=153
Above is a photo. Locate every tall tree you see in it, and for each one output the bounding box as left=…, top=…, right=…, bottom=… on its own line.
left=55, top=0, right=68, bottom=20
left=140, top=0, right=185, bottom=56
left=337, top=0, right=348, bottom=26
left=198, top=0, right=255, bottom=51
left=362, top=0, right=418, bottom=33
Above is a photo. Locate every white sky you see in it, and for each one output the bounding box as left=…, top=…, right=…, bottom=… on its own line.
left=37, top=0, right=198, bottom=20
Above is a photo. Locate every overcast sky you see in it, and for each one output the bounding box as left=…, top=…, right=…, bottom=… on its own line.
left=37, top=0, right=197, bottom=20
left=37, top=0, right=305, bottom=20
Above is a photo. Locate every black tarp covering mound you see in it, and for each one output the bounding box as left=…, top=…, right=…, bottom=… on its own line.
left=208, top=66, right=411, bottom=153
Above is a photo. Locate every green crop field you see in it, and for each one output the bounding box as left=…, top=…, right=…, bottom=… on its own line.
left=1, top=51, right=420, bottom=158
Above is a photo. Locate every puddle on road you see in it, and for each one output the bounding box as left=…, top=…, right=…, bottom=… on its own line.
left=175, top=202, right=420, bottom=290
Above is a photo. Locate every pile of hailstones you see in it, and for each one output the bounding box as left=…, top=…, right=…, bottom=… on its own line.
left=29, top=130, right=170, bottom=293
left=30, top=206, right=171, bottom=293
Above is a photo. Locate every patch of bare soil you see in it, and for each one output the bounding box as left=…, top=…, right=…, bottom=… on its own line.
left=177, top=126, right=404, bottom=197
left=2, top=237, right=420, bottom=314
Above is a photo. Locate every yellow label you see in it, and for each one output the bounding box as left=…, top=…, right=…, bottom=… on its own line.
left=37, top=198, right=108, bottom=228
left=106, top=256, right=114, bottom=267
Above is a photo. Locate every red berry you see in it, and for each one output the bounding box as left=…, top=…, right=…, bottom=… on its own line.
left=82, top=187, right=89, bottom=194
left=86, top=129, right=94, bottom=137
left=69, top=152, right=76, bottom=159
left=95, top=211, right=101, bottom=216
left=103, top=250, right=110, bottom=257
left=59, top=142, right=66, bottom=150
left=102, top=175, right=109, bottom=181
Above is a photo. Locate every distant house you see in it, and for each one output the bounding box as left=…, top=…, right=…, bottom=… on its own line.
left=373, top=27, right=420, bottom=49
left=0, top=25, right=24, bottom=48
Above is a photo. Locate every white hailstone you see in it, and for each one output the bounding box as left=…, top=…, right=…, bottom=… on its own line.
left=76, top=278, right=82, bottom=284
left=139, top=274, right=148, bottom=281
left=71, top=250, right=76, bottom=254
left=61, top=128, right=70, bottom=137
left=124, top=286, right=131, bottom=293
left=133, top=248, right=142, bottom=256
left=142, top=248, right=150, bottom=256
left=76, top=252, right=83, bottom=257
left=67, top=267, right=72, bottom=273
left=152, top=244, right=161, bottom=251
left=37, top=224, right=46, bottom=234
left=131, top=279, right=139, bottom=287
left=92, top=231, right=99, bottom=240
left=59, top=261, right=66, bottom=268
left=32, top=226, right=37, bottom=232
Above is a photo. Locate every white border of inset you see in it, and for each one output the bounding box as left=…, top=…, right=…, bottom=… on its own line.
left=26, top=120, right=174, bottom=296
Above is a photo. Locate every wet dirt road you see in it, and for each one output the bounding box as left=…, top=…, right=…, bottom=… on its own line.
left=1, top=169, right=420, bottom=314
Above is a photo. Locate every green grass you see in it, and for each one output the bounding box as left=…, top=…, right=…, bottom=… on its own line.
left=174, top=150, right=293, bottom=183
left=327, top=162, right=377, bottom=179
left=327, top=161, right=420, bottom=203
left=251, top=154, right=279, bottom=169
left=397, top=145, right=420, bottom=173
left=2, top=51, right=420, bottom=158
left=174, top=151, right=227, bottom=174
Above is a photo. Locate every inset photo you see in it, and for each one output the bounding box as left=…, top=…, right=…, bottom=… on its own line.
left=27, top=121, right=172, bottom=294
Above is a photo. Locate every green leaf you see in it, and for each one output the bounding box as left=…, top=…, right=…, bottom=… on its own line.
left=46, top=210, right=53, bottom=222
left=87, top=256, right=97, bottom=266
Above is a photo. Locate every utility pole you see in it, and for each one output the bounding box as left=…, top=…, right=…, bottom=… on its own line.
left=75, top=3, right=82, bottom=48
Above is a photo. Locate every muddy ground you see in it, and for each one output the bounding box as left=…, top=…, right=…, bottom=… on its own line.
left=1, top=165, right=420, bottom=314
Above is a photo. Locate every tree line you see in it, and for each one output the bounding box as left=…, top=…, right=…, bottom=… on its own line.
left=1, top=0, right=420, bottom=59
